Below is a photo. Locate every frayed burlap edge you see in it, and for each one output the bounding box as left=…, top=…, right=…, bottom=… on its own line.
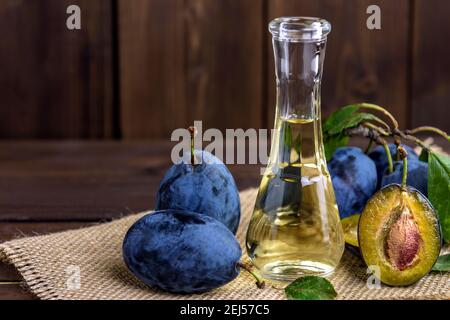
left=0, top=243, right=61, bottom=299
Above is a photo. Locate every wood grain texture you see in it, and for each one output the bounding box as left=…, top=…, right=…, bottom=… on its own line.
left=1, top=1, right=449, bottom=140
left=412, top=0, right=450, bottom=131
left=118, top=0, right=185, bottom=139
left=0, top=0, right=114, bottom=139
left=0, top=264, right=21, bottom=282
left=266, top=0, right=410, bottom=128
left=0, top=141, right=169, bottom=220
left=0, top=284, right=36, bottom=300
left=183, top=0, right=264, bottom=132
left=119, top=0, right=264, bottom=139
left=0, top=141, right=262, bottom=221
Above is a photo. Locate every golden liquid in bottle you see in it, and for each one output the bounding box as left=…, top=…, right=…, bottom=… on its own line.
left=246, top=117, right=344, bottom=281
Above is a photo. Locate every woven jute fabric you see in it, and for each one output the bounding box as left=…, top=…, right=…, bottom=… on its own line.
left=0, top=188, right=449, bottom=300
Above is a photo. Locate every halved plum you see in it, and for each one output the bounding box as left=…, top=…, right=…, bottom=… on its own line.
left=358, top=184, right=442, bottom=286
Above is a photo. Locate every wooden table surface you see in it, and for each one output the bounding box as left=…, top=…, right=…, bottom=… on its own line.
left=0, top=140, right=263, bottom=299
left=1, top=139, right=447, bottom=299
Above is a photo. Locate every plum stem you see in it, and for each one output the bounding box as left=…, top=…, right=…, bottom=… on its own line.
left=344, top=126, right=393, bottom=170
left=270, top=284, right=285, bottom=291
left=382, top=142, right=394, bottom=174
left=363, top=122, right=390, bottom=136
left=358, top=103, right=399, bottom=130
left=188, top=126, right=196, bottom=165
left=368, top=117, right=391, bottom=132
left=364, top=139, right=374, bottom=154
left=398, top=146, right=408, bottom=187
left=345, top=125, right=385, bottom=146
left=393, top=129, right=433, bottom=153
left=340, top=104, right=448, bottom=159
left=405, top=126, right=450, bottom=142
left=394, top=136, right=402, bottom=161
left=402, top=157, right=408, bottom=188
left=237, top=262, right=265, bottom=289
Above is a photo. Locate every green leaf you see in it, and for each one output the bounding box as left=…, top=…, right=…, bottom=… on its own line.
left=324, top=134, right=349, bottom=161
left=327, top=112, right=379, bottom=136
left=432, top=254, right=450, bottom=272
left=419, top=148, right=429, bottom=162
left=323, top=105, right=384, bottom=141
left=285, top=276, right=337, bottom=300
left=323, top=105, right=360, bottom=134
left=428, top=152, right=450, bottom=243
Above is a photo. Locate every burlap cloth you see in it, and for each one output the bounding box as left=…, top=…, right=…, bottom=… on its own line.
left=0, top=188, right=449, bottom=300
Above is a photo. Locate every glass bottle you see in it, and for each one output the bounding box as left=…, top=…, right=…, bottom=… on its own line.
left=246, top=17, right=344, bottom=281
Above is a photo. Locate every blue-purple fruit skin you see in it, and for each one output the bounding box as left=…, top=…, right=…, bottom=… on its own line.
left=381, top=160, right=428, bottom=196
left=368, top=144, right=418, bottom=188
left=123, top=210, right=242, bottom=294
left=328, top=147, right=378, bottom=218
left=156, top=150, right=240, bottom=234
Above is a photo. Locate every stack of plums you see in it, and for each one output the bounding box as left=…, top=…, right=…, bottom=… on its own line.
left=328, top=144, right=427, bottom=219
left=329, top=145, right=442, bottom=286
left=122, top=150, right=243, bottom=294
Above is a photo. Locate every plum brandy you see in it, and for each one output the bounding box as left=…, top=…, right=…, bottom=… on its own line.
left=246, top=17, right=344, bottom=281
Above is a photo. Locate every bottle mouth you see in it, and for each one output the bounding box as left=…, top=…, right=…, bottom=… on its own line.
left=269, top=17, right=331, bottom=42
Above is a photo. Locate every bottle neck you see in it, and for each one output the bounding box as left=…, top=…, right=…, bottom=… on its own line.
left=273, top=39, right=327, bottom=122
left=269, top=39, right=328, bottom=170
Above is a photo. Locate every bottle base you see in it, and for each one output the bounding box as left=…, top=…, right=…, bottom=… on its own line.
left=258, top=260, right=336, bottom=282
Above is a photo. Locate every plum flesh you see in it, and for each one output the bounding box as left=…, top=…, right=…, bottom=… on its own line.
left=358, top=184, right=441, bottom=286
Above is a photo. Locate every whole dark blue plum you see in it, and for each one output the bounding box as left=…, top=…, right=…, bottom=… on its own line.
left=368, top=144, right=418, bottom=188
left=123, top=209, right=242, bottom=294
left=156, top=150, right=240, bottom=234
left=328, top=147, right=378, bottom=218
left=381, top=159, right=428, bottom=196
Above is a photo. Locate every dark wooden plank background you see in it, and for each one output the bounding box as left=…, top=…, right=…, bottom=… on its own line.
left=412, top=0, right=450, bottom=130
left=0, top=141, right=262, bottom=221
left=0, top=0, right=114, bottom=139
left=0, top=0, right=449, bottom=138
